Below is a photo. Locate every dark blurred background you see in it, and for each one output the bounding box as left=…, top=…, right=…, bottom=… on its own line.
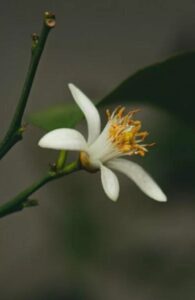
left=0, top=0, right=195, bottom=299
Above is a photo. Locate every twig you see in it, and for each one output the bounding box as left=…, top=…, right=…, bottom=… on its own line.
left=0, top=161, right=79, bottom=219
left=0, top=12, right=56, bottom=159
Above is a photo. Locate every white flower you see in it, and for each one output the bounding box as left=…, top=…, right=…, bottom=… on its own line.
left=38, top=83, right=167, bottom=202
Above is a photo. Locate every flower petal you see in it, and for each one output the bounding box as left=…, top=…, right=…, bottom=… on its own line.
left=68, top=83, right=101, bottom=144
left=100, top=164, right=120, bottom=202
left=107, top=158, right=167, bottom=202
left=38, top=128, right=87, bottom=151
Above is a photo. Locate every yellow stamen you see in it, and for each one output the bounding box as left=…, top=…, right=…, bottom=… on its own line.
left=107, top=107, right=154, bottom=157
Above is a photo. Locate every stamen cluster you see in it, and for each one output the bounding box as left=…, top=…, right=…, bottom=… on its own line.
left=107, top=107, right=154, bottom=157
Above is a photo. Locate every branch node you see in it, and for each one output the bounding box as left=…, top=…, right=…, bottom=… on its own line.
left=44, top=11, right=56, bottom=28
left=49, top=162, right=57, bottom=172
left=31, top=33, right=39, bottom=51
left=23, top=199, right=39, bottom=208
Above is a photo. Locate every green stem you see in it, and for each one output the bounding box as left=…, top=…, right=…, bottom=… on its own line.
left=56, top=150, right=67, bottom=170
left=0, top=161, right=79, bottom=219
left=0, top=12, right=56, bottom=160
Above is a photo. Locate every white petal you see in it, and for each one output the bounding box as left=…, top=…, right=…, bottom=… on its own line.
left=107, top=158, right=167, bottom=202
left=38, top=128, right=87, bottom=151
left=100, top=164, right=120, bottom=202
left=68, top=83, right=101, bottom=144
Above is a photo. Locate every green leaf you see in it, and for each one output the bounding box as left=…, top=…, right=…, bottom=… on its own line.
left=27, top=104, right=83, bottom=131
left=27, top=51, right=195, bottom=131
left=100, top=51, right=195, bottom=127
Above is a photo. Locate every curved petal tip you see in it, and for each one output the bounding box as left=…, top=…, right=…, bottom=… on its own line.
left=68, top=83, right=101, bottom=144
left=156, top=192, right=167, bottom=203
left=107, top=158, right=167, bottom=203
left=100, top=164, right=120, bottom=202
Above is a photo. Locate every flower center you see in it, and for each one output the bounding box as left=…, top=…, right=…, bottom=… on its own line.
left=79, top=151, right=99, bottom=173
left=107, top=106, right=154, bottom=157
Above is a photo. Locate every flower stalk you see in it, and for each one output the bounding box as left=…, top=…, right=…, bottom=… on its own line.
left=56, top=150, right=67, bottom=170
left=0, top=12, right=55, bottom=160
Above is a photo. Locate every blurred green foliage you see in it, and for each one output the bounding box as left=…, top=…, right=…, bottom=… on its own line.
left=28, top=51, right=195, bottom=131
